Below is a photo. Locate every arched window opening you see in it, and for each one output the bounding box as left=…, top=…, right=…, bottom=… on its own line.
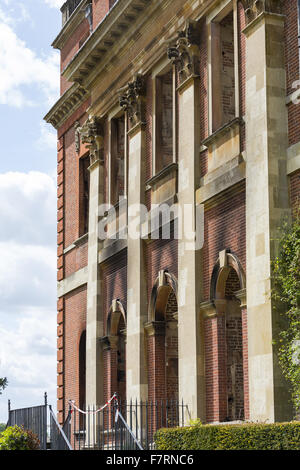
left=224, top=268, right=244, bottom=421
left=79, top=330, right=86, bottom=427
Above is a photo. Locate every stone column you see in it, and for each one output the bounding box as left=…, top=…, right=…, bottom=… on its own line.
left=79, top=116, right=105, bottom=408
left=119, top=76, right=148, bottom=402
left=168, top=23, right=205, bottom=421
left=242, top=2, right=292, bottom=422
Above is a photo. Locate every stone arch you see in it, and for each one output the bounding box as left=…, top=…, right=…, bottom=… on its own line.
left=146, top=270, right=179, bottom=425
left=104, top=299, right=127, bottom=402
left=148, top=270, right=178, bottom=322
left=207, top=249, right=247, bottom=422
left=210, top=250, right=246, bottom=302
left=106, top=299, right=127, bottom=337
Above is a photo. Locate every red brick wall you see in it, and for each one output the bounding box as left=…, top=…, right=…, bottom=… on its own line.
left=60, top=18, right=91, bottom=94
left=64, top=125, right=80, bottom=248
left=102, top=250, right=127, bottom=402
left=93, top=0, right=111, bottom=29
left=102, top=251, right=128, bottom=330
left=203, top=186, right=246, bottom=301
left=242, top=306, right=249, bottom=420
left=57, top=285, right=87, bottom=423
left=56, top=104, right=89, bottom=422
left=146, top=235, right=178, bottom=303
left=204, top=314, right=227, bottom=422
left=64, top=242, right=88, bottom=277
left=290, top=170, right=300, bottom=212
left=238, top=1, right=246, bottom=152
left=145, top=74, right=153, bottom=211
left=285, top=0, right=300, bottom=146
left=57, top=137, right=64, bottom=283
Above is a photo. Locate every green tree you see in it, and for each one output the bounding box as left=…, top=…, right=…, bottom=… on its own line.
left=0, top=378, right=8, bottom=395
left=0, top=423, right=6, bottom=434
left=272, top=210, right=300, bottom=417
left=0, top=425, right=40, bottom=450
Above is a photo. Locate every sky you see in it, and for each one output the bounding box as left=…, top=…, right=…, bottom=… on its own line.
left=0, top=0, right=66, bottom=423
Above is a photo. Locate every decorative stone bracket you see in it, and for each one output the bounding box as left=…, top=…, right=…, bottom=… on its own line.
left=240, top=0, right=283, bottom=26
left=75, top=115, right=104, bottom=165
left=167, top=20, right=200, bottom=86
left=118, top=74, right=146, bottom=130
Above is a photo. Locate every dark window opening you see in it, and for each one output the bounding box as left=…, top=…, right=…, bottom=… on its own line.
left=156, top=69, right=174, bottom=173
left=212, top=10, right=236, bottom=132
left=111, top=115, right=125, bottom=206
left=79, top=154, right=90, bottom=237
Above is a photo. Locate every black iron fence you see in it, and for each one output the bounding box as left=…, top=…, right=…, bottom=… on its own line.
left=6, top=395, right=189, bottom=450
left=68, top=399, right=189, bottom=450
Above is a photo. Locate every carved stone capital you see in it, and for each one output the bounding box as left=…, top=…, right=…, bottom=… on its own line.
left=119, top=74, right=146, bottom=130
left=144, top=321, right=166, bottom=337
left=167, top=20, right=200, bottom=85
left=75, top=115, right=104, bottom=165
left=108, top=335, right=119, bottom=350
left=241, top=0, right=283, bottom=26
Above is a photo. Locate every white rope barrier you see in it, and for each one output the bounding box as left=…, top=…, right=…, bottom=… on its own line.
left=69, top=393, right=118, bottom=415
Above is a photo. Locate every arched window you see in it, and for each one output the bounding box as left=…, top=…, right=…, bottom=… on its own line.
left=146, top=270, right=179, bottom=427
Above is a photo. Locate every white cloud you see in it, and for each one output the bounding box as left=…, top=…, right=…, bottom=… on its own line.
left=0, top=241, right=56, bottom=310
left=0, top=171, right=56, bottom=246
left=0, top=307, right=57, bottom=422
left=36, top=122, right=58, bottom=150
left=44, top=0, right=65, bottom=8
left=0, top=171, right=57, bottom=421
left=0, top=10, right=60, bottom=108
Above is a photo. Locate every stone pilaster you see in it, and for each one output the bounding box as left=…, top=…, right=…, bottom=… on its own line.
left=172, top=24, right=205, bottom=420
left=120, top=77, right=148, bottom=402
left=242, top=5, right=292, bottom=421
left=78, top=116, right=105, bottom=407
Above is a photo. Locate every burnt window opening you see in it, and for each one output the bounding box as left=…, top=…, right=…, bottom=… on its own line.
left=110, top=115, right=126, bottom=207
left=79, top=330, right=86, bottom=427
left=211, top=10, right=236, bottom=132
left=61, top=0, right=82, bottom=26
left=298, top=0, right=300, bottom=68
left=155, top=68, right=174, bottom=173
left=79, top=154, right=90, bottom=236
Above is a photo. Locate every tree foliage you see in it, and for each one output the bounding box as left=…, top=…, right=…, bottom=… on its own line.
left=272, top=211, right=300, bottom=416
left=0, top=378, right=8, bottom=395
left=0, top=425, right=40, bottom=450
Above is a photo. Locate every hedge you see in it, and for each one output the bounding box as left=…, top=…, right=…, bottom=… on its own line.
left=154, top=422, right=300, bottom=450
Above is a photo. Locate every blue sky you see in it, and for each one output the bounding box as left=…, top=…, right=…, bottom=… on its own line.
left=0, top=0, right=66, bottom=422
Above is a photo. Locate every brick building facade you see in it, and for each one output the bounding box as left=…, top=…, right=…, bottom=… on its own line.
left=45, top=0, right=300, bottom=427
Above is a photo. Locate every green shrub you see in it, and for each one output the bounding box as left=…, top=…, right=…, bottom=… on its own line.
left=0, top=425, right=40, bottom=450
left=155, top=422, right=300, bottom=450
left=0, top=423, right=6, bottom=434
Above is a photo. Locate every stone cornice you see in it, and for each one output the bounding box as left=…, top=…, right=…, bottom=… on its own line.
left=62, top=0, right=150, bottom=87
left=44, top=83, right=90, bottom=129
left=52, top=0, right=89, bottom=50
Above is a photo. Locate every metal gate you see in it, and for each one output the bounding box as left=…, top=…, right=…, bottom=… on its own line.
left=67, top=398, right=189, bottom=450
left=7, top=394, right=48, bottom=450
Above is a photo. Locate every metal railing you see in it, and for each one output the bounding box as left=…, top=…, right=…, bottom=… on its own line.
left=67, top=399, right=189, bottom=450
left=6, top=394, right=189, bottom=451
left=49, top=406, right=73, bottom=450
